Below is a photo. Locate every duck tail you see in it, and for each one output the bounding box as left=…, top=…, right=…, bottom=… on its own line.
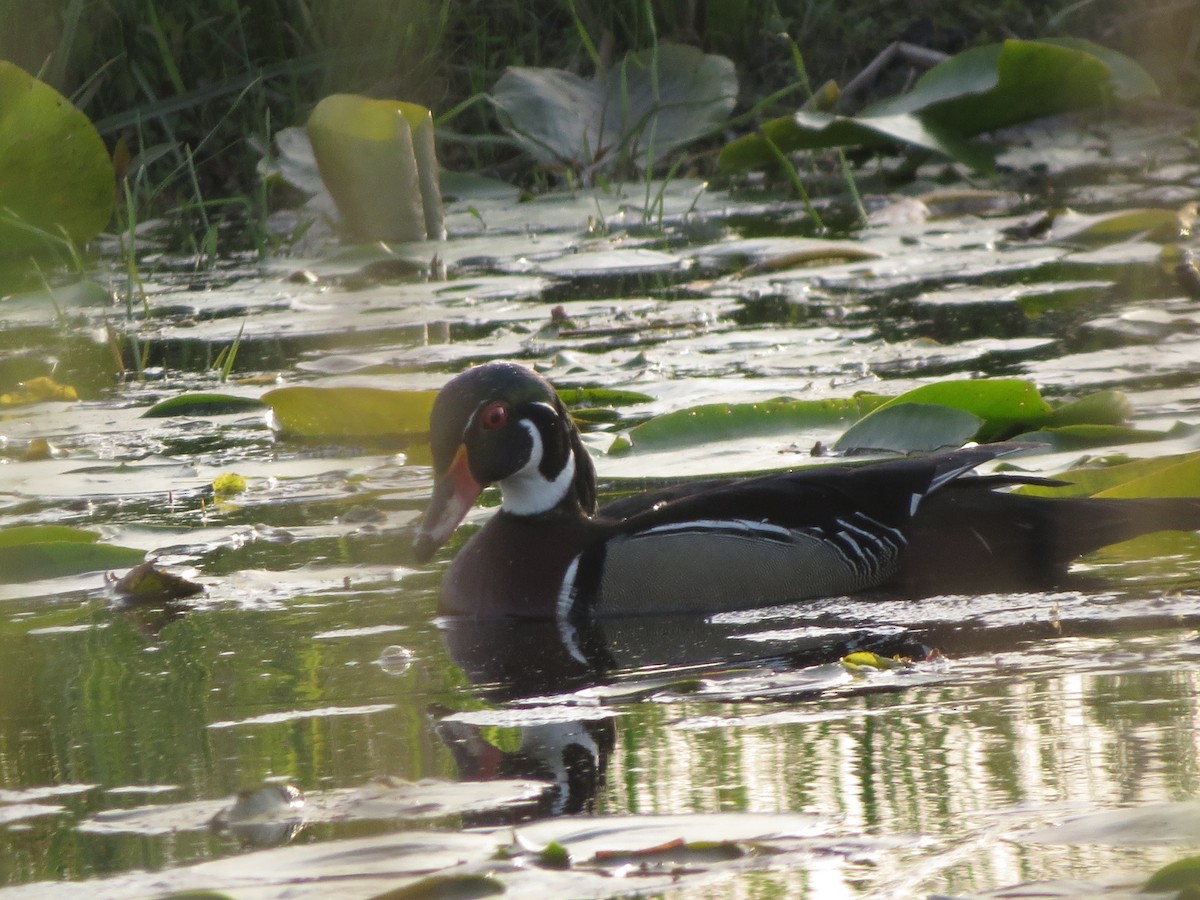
left=895, top=489, right=1200, bottom=595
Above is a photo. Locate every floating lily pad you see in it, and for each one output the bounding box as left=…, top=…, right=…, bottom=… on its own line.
left=0, top=541, right=144, bottom=583
left=610, top=395, right=889, bottom=454
left=1145, top=854, right=1200, bottom=893
left=833, top=402, right=983, bottom=453
left=142, top=393, right=268, bottom=418
left=1017, top=451, right=1200, bottom=498
left=262, top=386, right=437, bottom=439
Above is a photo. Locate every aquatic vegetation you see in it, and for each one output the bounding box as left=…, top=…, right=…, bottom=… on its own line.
left=720, top=38, right=1160, bottom=173
left=308, top=95, right=445, bottom=242
left=0, top=61, right=113, bottom=259
left=492, top=42, right=738, bottom=182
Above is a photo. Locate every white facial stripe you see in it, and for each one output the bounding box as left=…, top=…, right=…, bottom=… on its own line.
left=498, top=420, right=576, bottom=515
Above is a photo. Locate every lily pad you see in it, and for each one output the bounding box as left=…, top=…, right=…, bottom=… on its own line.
left=0, top=525, right=99, bottom=548
left=493, top=43, right=737, bottom=175
left=142, top=393, right=268, bottom=418
left=720, top=39, right=1157, bottom=173
left=307, top=94, right=445, bottom=242
left=262, top=386, right=436, bottom=439
left=1017, top=451, right=1200, bottom=498
left=1145, top=855, right=1200, bottom=893
left=610, top=395, right=889, bottom=454
left=866, top=38, right=1155, bottom=135
left=0, top=542, right=144, bottom=583
left=832, top=402, right=983, bottom=453
left=0, top=61, right=115, bottom=254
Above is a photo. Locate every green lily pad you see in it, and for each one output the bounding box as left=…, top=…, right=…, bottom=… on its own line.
left=719, top=110, right=992, bottom=173
left=263, top=386, right=436, bottom=439
left=493, top=42, right=737, bottom=174
left=849, top=379, right=1052, bottom=444
left=143, top=393, right=268, bottom=418
left=0, top=525, right=100, bottom=548
left=833, top=402, right=983, bottom=454
left=610, top=395, right=889, bottom=454
left=1055, top=207, right=1184, bottom=243
left=1041, top=390, right=1133, bottom=428
left=866, top=38, right=1151, bottom=135
left=1094, top=453, right=1200, bottom=499
left=0, top=542, right=144, bottom=583
left=1012, top=423, right=1166, bottom=451
left=0, top=60, right=115, bottom=254
left=556, top=387, right=654, bottom=407
left=720, top=39, right=1157, bottom=174
left=1017, top=451, right=1200, bottom=499
left=1145, top=854, right=1200, bottom=893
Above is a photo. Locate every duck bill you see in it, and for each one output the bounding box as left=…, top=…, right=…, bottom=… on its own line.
left=414, top=445, right=483, bottom=563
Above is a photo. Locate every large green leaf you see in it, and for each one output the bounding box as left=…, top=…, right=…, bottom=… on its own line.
left=263, top=386, right=436, bottom=439
left=1017, top=452, right=1200, bottom=498
left=720, top=39, right=1157, bottom=173
left=847, top=379, right=1054, bottom=444
left=1094, top=453, right=1200, bottom=499
left=865, top=38, right=1155, bottom=135
left=143, top=393, right=268, bottom=418
left=0, top=61, right=115, bottom=254
left=832, top=402, right=983, bottom=453
left=719, top=110, right=993, bottom=172
left=0, top=542, right=144, bottom=583
left=307, top=94, right=444, bottom=242
left=493, top=43, right=737, bottom=174
left=0, top=525, right=100, bottom=548
left=610, top=395, right=889, bottom=454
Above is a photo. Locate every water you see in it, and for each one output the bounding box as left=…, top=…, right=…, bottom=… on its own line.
left=1, top=118, right=1200, bottom=897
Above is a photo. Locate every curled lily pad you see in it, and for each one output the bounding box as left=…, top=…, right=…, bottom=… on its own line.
left=308, top=94, right=445, bottom=242
left=1145, top=855, right=1200, bottom=893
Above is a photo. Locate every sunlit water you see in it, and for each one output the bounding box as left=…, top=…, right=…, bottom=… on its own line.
left=2, top=119, right=1200, bottom=897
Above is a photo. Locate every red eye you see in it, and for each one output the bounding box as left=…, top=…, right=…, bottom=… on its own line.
left=479, top=402, right=509, bottom=431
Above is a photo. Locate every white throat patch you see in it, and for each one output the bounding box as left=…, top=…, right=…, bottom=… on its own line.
left=499, top=420, right=576, bottom=515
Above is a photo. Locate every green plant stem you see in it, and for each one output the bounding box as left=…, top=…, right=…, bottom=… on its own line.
left=762, top=134, right=825, bottom=231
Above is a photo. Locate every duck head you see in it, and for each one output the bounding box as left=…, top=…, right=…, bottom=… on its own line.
left=413, top=362, right=597, bottom=562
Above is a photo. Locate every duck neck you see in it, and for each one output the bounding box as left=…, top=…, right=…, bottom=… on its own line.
left=499, top=421, right=583, bottom=517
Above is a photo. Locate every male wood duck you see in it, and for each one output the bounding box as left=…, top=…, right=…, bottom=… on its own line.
left=414, top=362, right=1200, bottom=620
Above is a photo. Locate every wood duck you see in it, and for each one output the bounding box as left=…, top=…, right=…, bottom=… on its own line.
left=414, top=362, right=1200, bottom=620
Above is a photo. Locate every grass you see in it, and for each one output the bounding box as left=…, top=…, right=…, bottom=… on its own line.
left=0, top=0, right=1194, bottom=257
